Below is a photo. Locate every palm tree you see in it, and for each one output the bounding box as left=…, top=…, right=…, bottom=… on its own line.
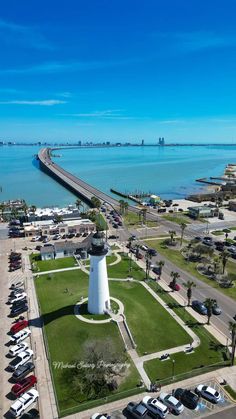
left=157, top=260, right=165, bottom=278
left=22, top=201, right=28, bottom=217
left=0, top=203, right=6, bottom=220
left=119, top=200, right=125, bottom=215
left=30, top=204, right=37, bottom=214
left=170, top=271, right=180, bottom=290
left=183, top=280, right=196, bottom=306
left=180, top=223, right=187, bottom=246
left=123, top=201, right=128, bottom=215
left=220, top=250, right=229, bottom=274
left=169, top=230, right=176, bottom=245
left=229, top=321, right=236, bottom=366
left=204, top=298, right=216, bottom=325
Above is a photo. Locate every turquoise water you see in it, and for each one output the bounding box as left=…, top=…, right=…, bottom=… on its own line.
left=0, top=145, right=235, bottom=207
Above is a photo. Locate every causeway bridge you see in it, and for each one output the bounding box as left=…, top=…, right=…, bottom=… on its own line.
left=38, top=147, right=135, bottom=212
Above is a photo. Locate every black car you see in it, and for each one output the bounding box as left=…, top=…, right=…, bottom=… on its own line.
left=215, top=241, right=225, bottom=251
left=148, top=248, right=157, bottom=256
left=174, top=388, right=199, bottom=409
left=12, top=362, right=35, bottom=381
left=10, top=304, right=28, bottom=317
left=192, top=300, right=207, bottom=315
left=11, top=299, right=28, bottom=308
left=152, top=267, right=161, bottom=275
left=20, top=409, right=40, bottom=419
left=109, top=235, right=117, bottom=239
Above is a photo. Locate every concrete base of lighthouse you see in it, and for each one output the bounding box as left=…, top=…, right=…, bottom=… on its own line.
left=88, top=254, right=110, bottom=315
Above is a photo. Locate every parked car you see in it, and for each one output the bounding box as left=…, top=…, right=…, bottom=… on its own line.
left=108, top=235, right=117, bottom=239
left=10, top=304, right=28, bottom=317
left=10, top=320, right=28, bottom=335
left=12, top=299, right=28, bottom=309
left=126, top=402, right=148, bottom=419
left=194, top=236, right=202, bottom=242
left=142, top=396, right=169, bottom=418
left=11, top=375, right=37, bottom=398
left=214, top=241, right=225, bottom=251
left=31, top=236, right=41, bottom=242
left=9, top=292, right=27, bottom=304
left=140, top=245, right=148, bottom=251
left=53, top=234, right=61, bottom=240
left=148, top=248, right=157, bottom=256
left=10, top=288, right=24, bottom=297
left=192, top=300, right=207, bottom=315
left=10, top=328, right=31, bottom=345
left=9, top=342, right=29, bottom=358
left=12, top=362, right=35, bottom=381
left=43, top=237, right=49, bottom=243
left=169, top=282, right=181, bottom=291
left=8, top=349, right=34, bottom=372
left=202, top=238, right=213, bottom=246
left=136, top=253, right=143, bottom=260
left=173, top=388, right=199, bottom=409
left=9, top=389, right=39, bottom=417
left=91, top=414, right=108, bottom=419
left=10, top=281, right=24, bottom=290
left=159, top=392, right=184, bottom=415
left=9, top=265, right=22, bottom=272
left=68, top=233, right=75, bottom=238
left=195, top=384, right=221, bottom=403
left=20, top=409, right=40, bottom=419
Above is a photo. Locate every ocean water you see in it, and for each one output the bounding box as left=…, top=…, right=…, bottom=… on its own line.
left=0, top=144, right=235, bottom=207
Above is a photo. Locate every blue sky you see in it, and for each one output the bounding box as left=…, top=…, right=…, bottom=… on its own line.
left=1, top=0, right=236, bottom=143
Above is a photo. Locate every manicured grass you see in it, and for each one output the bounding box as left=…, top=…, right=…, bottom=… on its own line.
left=144, top=281, right=228, bottom=383
left=211, top=230, right=225, bottom=236
left=224, top=385, right=236, bottom=400
left=124, top=211, right=157, bottom=228
left=35, top=270, right=140, bottom=414
left=145, top=240, right=236, bottom=300
left=107, top=254, right=145, bottom=280
left=162, top=214, right=191, bottom=225
left=106, top=254, right=118, bottom=265
left=30, top=254, right=76, bottom=272
left=109, top=281, right=190, bottom=355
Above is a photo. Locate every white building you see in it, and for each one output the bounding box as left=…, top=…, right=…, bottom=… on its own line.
left=88, top=232, right=110, bottom=315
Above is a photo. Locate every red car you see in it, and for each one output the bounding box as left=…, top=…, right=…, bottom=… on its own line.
left=169, top=282, right=181, bottom=291
left=11, top=375, right=37, bottom=397
left=10, top=320, right=28, bottom=335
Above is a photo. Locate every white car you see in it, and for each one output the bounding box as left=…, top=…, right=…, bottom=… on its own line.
left=140, top=245, right=148, bottom=251
left=8, top=349, right=33, bottom=371
left=10, top=328, right=31, bottom=345
left=8, top=342, right=28, bottom=357
left=31, top=236, right=41, bottom=242
left=142, top=396, right=169, bottom=418
left=91, top=414, right=107, bottom=419
left=159, top=392, right=184, bottom=415
left=195, top=384, right=221, bottom=403
left=9, top=292, right=27, bottom=304
left=9, top=389, right=39, bottom=417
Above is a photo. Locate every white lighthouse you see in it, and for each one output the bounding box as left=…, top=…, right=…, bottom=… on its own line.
left=88, top=231, right=110, bottom=315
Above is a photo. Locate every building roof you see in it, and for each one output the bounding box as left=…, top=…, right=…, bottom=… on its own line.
left=40, top=245, right=54, bottom=254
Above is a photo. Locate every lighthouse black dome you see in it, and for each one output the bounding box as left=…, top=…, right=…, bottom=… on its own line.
left=88, top=231, right=108, bottom=256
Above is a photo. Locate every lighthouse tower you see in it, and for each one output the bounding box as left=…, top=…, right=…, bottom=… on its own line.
left=88, top=231, right=110, bottom=315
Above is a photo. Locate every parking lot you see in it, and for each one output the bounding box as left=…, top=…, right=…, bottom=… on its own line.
left=110, top=380, right=233, bottom=419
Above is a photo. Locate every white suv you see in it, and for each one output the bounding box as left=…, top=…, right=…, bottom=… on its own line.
left=10, top=328, right=31, bottom=345
left=9, top=389, right=39, bottom=417
left=142, top=396, right=169, bottom=418
left=9, top=292, right=27, bottom=304
left=9, top=342, right=28, bottom=357
left=195, top=384, right=221, bottom=403
left=9, top=349, right=33, bottom=371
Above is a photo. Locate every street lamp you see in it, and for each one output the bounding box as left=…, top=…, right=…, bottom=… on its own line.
left=172, top=359, right=175, bottom=380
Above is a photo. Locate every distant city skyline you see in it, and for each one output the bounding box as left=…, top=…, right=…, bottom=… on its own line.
left=1, top=0, right=236, bottom=143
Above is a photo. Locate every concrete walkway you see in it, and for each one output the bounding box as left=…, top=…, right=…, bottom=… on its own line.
left=33, top=265, right=81, bottom=276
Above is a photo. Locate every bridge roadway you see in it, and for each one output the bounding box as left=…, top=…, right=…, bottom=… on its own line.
left=38, top=147, right=158, bottom=221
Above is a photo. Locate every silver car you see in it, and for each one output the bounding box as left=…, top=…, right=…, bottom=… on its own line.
left=159, top=392, right=184, bottom=415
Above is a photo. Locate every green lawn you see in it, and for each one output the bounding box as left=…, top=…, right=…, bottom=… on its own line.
left=107, top=254, right=145, bottom=280
left=145, top=240, right=236, bottom=300
left=35, top=270, right=140, bottom=415
left=144, top=281, right=228, bottom=383
left=124, top=211, right=157, bottom=228
left=109, top=281, right=190, bottom=355
left=211, top=230, right=225, bottom=236
left=30, top=254, right=77, bottom=272
left=162, top=214, right=191, bottom=225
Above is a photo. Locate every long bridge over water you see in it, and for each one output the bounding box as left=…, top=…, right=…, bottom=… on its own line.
left=38, top=148, right=152, bottom=218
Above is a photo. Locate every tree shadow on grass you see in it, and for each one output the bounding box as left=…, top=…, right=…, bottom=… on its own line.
left=185, top=320, right=203, bottom=329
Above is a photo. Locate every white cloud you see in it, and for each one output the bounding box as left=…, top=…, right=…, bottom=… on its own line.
left=0, top=99, right=66, bottom=106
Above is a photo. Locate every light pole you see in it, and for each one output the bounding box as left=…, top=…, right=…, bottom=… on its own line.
left=172, top=359, right=175, bottom=380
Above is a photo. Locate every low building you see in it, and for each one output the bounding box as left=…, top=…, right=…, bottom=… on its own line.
left=40, top=245, right=54, bottom=261
left=149, top=195, right=162, bottom=206
left=23, top=218, right=95, bottom=238
left=229, top=201, right=236, bottom=211
left=188, top=205, right=217, bottom=219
